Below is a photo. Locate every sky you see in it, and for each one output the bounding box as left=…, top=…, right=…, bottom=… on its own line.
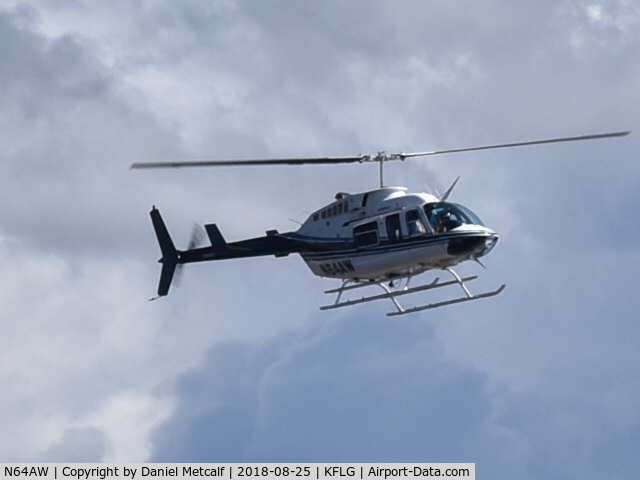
left=0, top=0, right=639, bottom=477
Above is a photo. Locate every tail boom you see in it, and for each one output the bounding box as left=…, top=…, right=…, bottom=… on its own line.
left=148, top=207, right=304, bottom=299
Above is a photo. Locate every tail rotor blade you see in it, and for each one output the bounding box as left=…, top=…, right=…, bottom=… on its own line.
left=187, top=222, right=207, bottom=250
left=174, top=223, right=207, bottom=288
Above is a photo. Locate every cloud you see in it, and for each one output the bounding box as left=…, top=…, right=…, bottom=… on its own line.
left=150, top=318, right=526, bottom=471
left=0, top=0, right=639, bottom=475
left=40, top=427, right=109, bottom=463
left=0, top=8, right=184, bottom=257
left=0, top=236, right=175, bottom=461
left=555, top=0, right=640, bottom=52
left=149, top=306, right=640, bottom=477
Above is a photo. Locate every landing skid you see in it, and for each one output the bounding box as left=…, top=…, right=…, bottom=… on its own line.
left=320, top=268, right=505, bottom=316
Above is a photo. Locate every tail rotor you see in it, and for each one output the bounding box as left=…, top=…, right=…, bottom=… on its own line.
left=173, top=222, right=207, bottom=288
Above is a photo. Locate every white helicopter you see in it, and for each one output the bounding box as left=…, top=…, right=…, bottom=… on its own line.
left=131, top=130, right=629, bottom=316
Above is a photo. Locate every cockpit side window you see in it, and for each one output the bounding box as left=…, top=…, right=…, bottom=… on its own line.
left=405, top=209, right=427, bottom=237
left=424, top=202, right=484, bottom=233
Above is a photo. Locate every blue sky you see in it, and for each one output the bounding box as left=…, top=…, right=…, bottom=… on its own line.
left=0, top=1, right=639, bottom=478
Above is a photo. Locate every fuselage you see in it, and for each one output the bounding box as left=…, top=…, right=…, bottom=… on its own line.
left=149, top=187, right=499, bottom=297
left=291, top=187, right=498, bottom=281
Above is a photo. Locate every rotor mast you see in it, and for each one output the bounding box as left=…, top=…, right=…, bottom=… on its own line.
left=371, top=151, right=404, bottom=188
left=377, top=153, right=387, bottom=188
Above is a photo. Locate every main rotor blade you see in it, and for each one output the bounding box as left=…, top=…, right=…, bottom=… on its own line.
left=130, top=155, right=367, bottom=169
left=399, top=130, right=630, bottom=159
left=130, top=130, right=629, bottom=170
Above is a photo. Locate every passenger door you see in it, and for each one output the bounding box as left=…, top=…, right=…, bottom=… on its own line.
left=385, top=213, right=403, bottom=243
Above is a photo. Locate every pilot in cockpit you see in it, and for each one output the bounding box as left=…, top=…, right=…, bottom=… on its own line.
left=434, top=212, right=451, bottom=233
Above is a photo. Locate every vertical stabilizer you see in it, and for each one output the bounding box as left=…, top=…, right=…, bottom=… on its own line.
left=204, top=223, right=229, bottom=253
left=150, top=207, right=179, bottom=298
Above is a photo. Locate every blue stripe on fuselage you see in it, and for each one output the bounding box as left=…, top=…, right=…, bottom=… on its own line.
left=286, top=230, right=492, bottom=262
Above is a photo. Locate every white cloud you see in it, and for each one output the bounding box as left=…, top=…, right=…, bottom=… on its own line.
left=555, top=0, right=640, bottom=51
left=0, top=238, right=172, bottom=460
left=150, top=319, right=528, bottom=472
left=85, top=392, right=174, bottom=463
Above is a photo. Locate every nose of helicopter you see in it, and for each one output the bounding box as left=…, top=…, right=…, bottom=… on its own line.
left=447, top=227, right=499, bottom=258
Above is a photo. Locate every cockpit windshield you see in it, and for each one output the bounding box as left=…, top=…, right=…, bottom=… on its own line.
left=423, top=202, right=484, bottom=233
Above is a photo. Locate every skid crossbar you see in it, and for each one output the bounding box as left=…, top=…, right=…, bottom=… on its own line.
left=324, top=271, right=436, bottom=295
left=320, top=268, right=505, bottom=316
left=320, top=276, right=478, bottom=311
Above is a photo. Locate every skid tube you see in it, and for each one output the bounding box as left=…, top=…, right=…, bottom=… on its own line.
left=320, top=268, right=505, bottom=316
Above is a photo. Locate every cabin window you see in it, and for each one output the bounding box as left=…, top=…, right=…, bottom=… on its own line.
left=385, top=214, right=403, bottom=243
left=321, top=210, right=326, bottom=219
left=313, top=213, right=319, bottom=221
left=337, top=203, right=343, bottom=215
left=332, top=205, right=338, bottom=216
left=405, top=209, right=427, bottom=237
left=353, top=221, right=379, bottom=249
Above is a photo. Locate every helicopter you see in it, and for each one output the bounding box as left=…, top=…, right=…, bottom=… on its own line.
left=131, top=130, right=629, bottom=316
